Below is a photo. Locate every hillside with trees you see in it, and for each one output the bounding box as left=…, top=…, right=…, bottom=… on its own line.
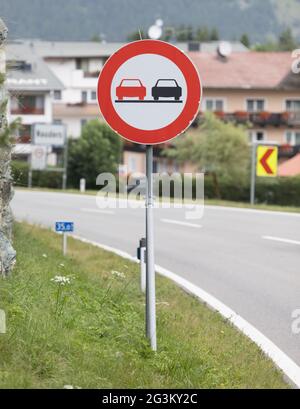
left=0, top=0, right=299, bottom=43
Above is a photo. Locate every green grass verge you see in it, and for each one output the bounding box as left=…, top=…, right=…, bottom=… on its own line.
left=0, top=223, right=289, bottom=388
left=16, top=187, right=300, bottom=214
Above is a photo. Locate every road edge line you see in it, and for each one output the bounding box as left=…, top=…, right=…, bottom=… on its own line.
left=71, top=233, right=300, bottom=388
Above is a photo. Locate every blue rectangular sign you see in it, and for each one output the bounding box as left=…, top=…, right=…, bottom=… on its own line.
left=55, top=222, right=74, bottom=233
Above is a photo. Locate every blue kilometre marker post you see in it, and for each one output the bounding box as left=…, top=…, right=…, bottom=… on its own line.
left=55, top=222, right=74, bottom=256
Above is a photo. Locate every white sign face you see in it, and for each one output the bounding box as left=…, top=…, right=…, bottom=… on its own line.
left=97, top=40, right=202, bottom=145
left=31, top=145, right=47, bottom=170
left=111, top=54, right=187, bottom=131
left=33, top=124, right=66, bottom=147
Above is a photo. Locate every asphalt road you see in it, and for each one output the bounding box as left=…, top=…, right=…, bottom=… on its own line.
left=12, top=190, right=300, bottom=366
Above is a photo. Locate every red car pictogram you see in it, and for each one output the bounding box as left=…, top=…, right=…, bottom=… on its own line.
left=116, top=79, right=146, bottom=101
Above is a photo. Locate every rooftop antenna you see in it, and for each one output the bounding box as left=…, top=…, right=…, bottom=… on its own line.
left=217, top=41, right=232, bottom=59
left=148, top=19, right=164, bottom=40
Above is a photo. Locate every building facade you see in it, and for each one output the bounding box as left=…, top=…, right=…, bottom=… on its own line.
left=5, top=40, right=300, bottom=174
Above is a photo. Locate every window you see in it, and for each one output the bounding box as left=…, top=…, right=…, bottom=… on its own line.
left=285, top=131, right=300, bottom=146
left=81, top=91, right=88, bottom=103
left=286, top=100, right=300, bottom=112
left=204, top=99, right=224, bottom=111
left=91, top=91, right=97, bottom=101
left=76, top=58, right=89, bottom=72
left=246, top=99, right=265, bottom=112
left=54, top=90, right=62, bottom=100
left=81, top=119, right=87, bottom=130
left=53, top=119, right=62, bottom=125
left=10, top=95, right=45, bottom=115
left=249, top=131, right=265, bottom=143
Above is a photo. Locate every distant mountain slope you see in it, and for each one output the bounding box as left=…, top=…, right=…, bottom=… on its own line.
left=0, top=0, right=299, bottom=42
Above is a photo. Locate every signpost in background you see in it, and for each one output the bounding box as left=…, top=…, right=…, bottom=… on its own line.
left=55, top=222, right=74, bottom=256
left=97, top=40, right=202, bottom=351
left=29, top=145, right=47, bottom=187
left=250, top=143, right=278, bottom=205
left=29, top=123, right=68, bottom=189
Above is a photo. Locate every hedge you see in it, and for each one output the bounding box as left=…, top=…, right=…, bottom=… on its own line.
left=11, top=161, right=63, bottom=189
left=11, top=160, right=300, bottom=207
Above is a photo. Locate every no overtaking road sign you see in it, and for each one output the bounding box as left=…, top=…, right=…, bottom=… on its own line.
left=97, top=40, right=202, bottom=145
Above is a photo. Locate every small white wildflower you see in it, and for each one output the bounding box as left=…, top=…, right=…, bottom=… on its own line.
left=63, top=384, right=81, bottom=389
left=59, top=263, right=65, bottom=268
left=111, top=270, right=126, bottom=279
left=42, top=254, right=47, bottom=258
left=51, top=275, right=72, bottom=285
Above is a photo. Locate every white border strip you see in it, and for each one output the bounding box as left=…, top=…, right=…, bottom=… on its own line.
left=161, top=219, right=202, bottom=228
left=72, top=233, right=300, bottom=388
left=263, top=236, right=300, bottom=246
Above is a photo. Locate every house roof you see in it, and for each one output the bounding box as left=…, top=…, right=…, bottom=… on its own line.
left=189, top=52, right=299, bottom=90
left=278, top=154, right=300, bottom=177
left=16, top=40, right=248, bottom=59
left=6, top=41, right=64, bottom=92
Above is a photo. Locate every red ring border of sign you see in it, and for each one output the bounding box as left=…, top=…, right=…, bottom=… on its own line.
left=97, top=40, right=202, bottom=145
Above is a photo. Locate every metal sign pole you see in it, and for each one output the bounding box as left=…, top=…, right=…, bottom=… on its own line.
left=250, top=142, right=256, bottom=205
left=63, top=233, right=67, bottom=256
left=145, top=145, right=157, bottom=351
left=62, top=130, right=68, bottom=190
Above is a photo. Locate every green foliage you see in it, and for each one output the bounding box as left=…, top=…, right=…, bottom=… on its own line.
left=67, top=120, right=122, bottom=189
left=1, top=0, right=299, bottom=44
left=165, top=113, right=250, bottom=198
left=278, top=27, right=297, bottom=50
left=240, top=33, right=250, bottom=48
left=11, top=161, right=63, bottom=189
left=127, top=30, right=147, bottom=41
left=253, top=27, right=297, bottom=51
left=0, top=222, right=288, bottom=388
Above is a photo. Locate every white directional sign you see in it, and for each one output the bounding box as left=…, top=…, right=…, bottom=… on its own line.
left=33, top=124, right=66, bottom=147
left=31, top=145, right=47, bottom=170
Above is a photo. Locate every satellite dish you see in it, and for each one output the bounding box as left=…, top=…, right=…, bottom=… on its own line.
left=218, top=41, right=232, bottom=58
left=148, top=25, right=163, bottom=40
left=155, top=19, right=164, bottom=28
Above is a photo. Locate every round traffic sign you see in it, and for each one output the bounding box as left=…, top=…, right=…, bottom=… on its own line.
left=97, top=40, right=202, bottom=145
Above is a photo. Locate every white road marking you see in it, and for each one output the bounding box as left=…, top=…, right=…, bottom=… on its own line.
left=161, top=218, right=202, bottom=228
left=80, top=208, right=114, bottom=215
left=263, top=236, right=300, bottom=246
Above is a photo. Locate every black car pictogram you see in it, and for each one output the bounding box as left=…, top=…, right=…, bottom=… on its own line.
left=152, top=79, right=182, bottom=101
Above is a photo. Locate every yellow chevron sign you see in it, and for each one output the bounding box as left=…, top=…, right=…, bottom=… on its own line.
left=256, top=146, right=278, bottom=177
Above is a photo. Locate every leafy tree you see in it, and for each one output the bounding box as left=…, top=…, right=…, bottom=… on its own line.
left=127, top=30, right=146, bottom=41
left=240, top=33, right=250, bottom=48
left=196, top=26, right=210, bottom=42
left=210, top=28, right=219, bottom=41
left=162, top=27, right=174, bottom=42
left=278, top=28, right=296, bottom=51
left=68, top=120, right=123, bottom=189
left=176, top=25, right=189, bottom=42
left=164, top=113, right=250, bottom=198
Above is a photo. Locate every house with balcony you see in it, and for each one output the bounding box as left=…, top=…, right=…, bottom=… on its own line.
left=24, top=41, right=125, bottom=139
left=6, top=41, right=64, bottom=157
left=189, top=51, right=300, bottom=150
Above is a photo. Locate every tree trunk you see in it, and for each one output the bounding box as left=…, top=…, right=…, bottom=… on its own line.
left=0, top=18, right=16, bottom=277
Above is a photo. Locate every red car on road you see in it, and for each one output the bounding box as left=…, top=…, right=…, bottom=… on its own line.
left=116, top=79, right=146, bottom=101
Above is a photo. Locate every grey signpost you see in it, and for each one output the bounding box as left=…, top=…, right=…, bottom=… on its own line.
left=97, top=40, right=201, bottom=352
left=145, top=145, right=157, bottom=351
left=250, top=142, right=257, bottom=205
left=250, top=141, right=278, bottom=205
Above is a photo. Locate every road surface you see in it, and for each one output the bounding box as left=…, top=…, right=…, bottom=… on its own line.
left=12, top=190, right=300, bottom=367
